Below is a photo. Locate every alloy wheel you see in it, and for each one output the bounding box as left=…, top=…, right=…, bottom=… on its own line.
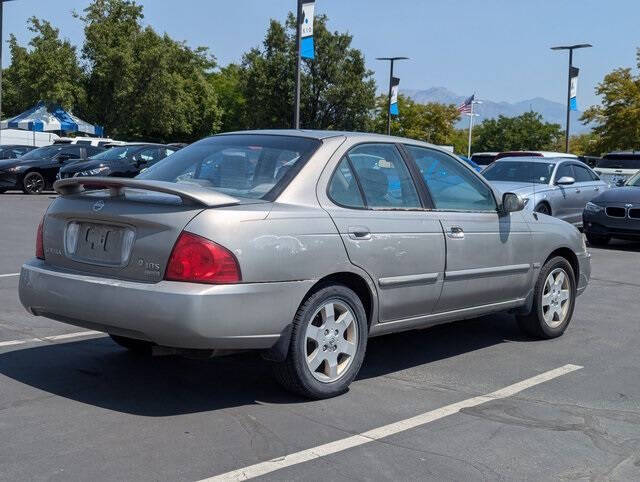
left=541, top=268, right=571, bottom=328
left=305, top=300, right=358, bottom=383
left=23, top=173, right=45, bottom=194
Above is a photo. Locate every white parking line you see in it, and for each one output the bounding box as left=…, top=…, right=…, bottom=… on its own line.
left=201, top=364, right=583, bottom=481
left=0, top=330, right=103, bottom=348
left=0, top=273, right=20, bottom=278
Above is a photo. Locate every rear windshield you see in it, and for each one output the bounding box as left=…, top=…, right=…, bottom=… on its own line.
left=596, top=155, right=640, bottom=170
left=471, top=154, right=496, bottom=165
left=483, top=161, right=555, bottom=184
left=136, top=134, right=321, bottom=200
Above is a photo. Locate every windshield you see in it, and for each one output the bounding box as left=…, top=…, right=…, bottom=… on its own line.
left=136, top=134, right=321, bottom=200
left=596, top=155, right=640, bottom=170
left=483, top=161, right=555, bottom=184
left=19, top=145, right=68, bottom=160
left=90, top=146, right=141, bottom=161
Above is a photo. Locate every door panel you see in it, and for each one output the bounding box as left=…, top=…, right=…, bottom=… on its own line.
left=437, top=211, right=533, bottom=312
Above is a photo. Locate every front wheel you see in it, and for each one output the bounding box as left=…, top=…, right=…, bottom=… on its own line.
left=516, top=256, right=576, bottom=339
left=272, top=285, right=368, bottom=399
left=22, top=171, right=45, bottom=194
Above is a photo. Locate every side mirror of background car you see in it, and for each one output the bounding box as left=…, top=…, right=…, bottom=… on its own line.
left=556, top=176, right=575, bottom=186
left=501, top=192, right=525, bottom=213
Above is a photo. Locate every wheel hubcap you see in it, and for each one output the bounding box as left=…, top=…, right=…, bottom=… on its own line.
left=26, top=175, right=44, bottom=193
left=305, top=300, right=358, bottom=383
left=541, top=268, right=571, bottom=328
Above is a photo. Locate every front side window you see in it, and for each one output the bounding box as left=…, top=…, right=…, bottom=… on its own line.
left=407, top=145, right=496, bottom=211
left=555, top=163, right=574, bottom=182
left=137, top=135, right=321, bottom=200
left=573, top=164, right=595, bottom=182
left=345, top=144, right=421, bottom=209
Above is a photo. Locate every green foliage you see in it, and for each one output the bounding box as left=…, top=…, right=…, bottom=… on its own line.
left=237, top=13, right=376, bottom=130
left=369, top=94, right=461, bottom=146
left=77, top=0, right=221, bottom=141
left=471, top=112, right=564, bottom=153
left=2, top=18, right=85, bottom=117
left=209, top=64, right=246, bottom=133
left=581, top=49, right=640, bottom=153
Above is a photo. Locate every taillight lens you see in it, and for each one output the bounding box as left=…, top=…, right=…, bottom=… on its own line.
left=36, top=216, right=45, bottom=260
left=165, top=232, right=241, bottom=284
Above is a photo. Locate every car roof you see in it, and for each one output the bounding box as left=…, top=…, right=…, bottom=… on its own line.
left=603, top=151, right=640, bottom=157
left=493, top=156, right=584, bottom=164
left=471, top=152, right=499, bottom=156
left=216, top=129, right=445, bottom=149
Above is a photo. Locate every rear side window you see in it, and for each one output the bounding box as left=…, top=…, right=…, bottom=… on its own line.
left=328, top=158, right=365, bottom=208
left=573, top=164, right=595, bottom=182
left=137, top=135, right=321, bottom=200
left=597, top=155, right=640, bottom=170
left=407, top=145, right=496, bottom=211
left=345, top=144, right=420, bottom=209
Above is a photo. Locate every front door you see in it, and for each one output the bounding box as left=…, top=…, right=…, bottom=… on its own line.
left=404, top=145, right=533, bottom=313
left=320, top=143, right=446, bottom=322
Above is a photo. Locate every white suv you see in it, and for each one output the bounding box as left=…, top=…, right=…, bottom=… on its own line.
left=594, top=152, right=640, bottom=187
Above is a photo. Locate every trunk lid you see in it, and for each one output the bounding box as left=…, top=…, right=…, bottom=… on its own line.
left=42, top=177, right=264, bottom=282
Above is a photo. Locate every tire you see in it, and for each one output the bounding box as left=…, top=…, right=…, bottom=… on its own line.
left=272, top=284, right=368, bottom=399
left=535, top=203, right=551, bottom=216
left=585, top=233, right=610, bottom=247
left=109, top=334, right=154, bottom=355
left=22, top=171, right=45, bottom=194
left=516, top=256, right=576, bottom=339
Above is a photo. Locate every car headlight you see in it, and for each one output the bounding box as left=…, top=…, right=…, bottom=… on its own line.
left=77, top=166, right=110, bottom=177
left=584, top=202, right=604, bottom=213
left=7, top=165, right=26, bottom=173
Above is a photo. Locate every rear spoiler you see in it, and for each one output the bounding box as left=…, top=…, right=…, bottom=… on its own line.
left=53, top=177, right=241, bottom=208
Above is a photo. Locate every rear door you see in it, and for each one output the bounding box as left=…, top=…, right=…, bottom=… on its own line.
left=405, top=145, right=533, bottom=313
left=320, top=143, right=446, bottom=322
left=572, top=163, right=602, bottom=216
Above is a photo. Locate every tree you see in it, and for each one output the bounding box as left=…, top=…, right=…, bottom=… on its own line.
left=78, top=0, right=221, bottom=141
left=369, top=94, right=461, bottom=145
left=566, top=132, right=602, bottom=156
left=471, top=112, right=563, bottom=153
left=2, top=17, right=85, bottom=117
left=209, top=64, right=246, bottom=133
left=581, top=49, right=640, bottom=153
left=238, top=13, right=376, bottom=130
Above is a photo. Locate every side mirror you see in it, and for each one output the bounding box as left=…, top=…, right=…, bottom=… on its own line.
left=501, top=192, right=525, bottom=213
left=556, top=176, right=575, bottom=186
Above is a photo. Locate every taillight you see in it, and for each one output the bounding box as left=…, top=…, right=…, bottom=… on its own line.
left=165, top=232, right=241, bottom=284
left=36, top=216, right=45, bottom=260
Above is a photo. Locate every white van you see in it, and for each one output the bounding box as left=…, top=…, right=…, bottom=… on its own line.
left=0, top=129, right=59, bottom=147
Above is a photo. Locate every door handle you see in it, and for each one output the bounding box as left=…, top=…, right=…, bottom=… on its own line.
left=348, top=226, right=371, bottom=240
left=447, top=226, right=465, bottom=239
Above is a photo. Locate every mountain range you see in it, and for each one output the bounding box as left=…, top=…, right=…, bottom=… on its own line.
left=402, top=87, right=590, bottom=134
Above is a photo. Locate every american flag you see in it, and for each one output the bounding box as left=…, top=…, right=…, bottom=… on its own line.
left=458, top=94, right=475, bottom=114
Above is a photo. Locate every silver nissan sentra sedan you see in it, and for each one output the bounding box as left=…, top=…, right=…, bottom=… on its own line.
left=19, top=130, right=591, bottom=399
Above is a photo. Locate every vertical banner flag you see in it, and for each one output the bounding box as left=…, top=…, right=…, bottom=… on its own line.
left=390, top=77, right=400, bottom=115
left=569, top=66, right=579, bottom=111
left=300, top=1, right=315, bottom=60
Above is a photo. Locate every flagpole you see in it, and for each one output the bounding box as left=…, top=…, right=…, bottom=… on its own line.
left=467, top=101, right=474, bottom=159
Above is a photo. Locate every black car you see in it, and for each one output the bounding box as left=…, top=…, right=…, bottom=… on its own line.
left=0, top=144, right=104, bottom=194
left=58, top=143, right=177, bottom=180
left=583, top=174, right=640, bottom=245
left=0, top=145, right=38, bottom=160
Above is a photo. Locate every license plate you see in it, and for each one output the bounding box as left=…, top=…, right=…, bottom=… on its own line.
left=69, top=222, right=134, bottom=266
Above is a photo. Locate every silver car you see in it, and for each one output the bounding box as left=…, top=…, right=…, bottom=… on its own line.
left=19, top=131, right=591, bottom=399
left=483, top=156, right=608, bottom=227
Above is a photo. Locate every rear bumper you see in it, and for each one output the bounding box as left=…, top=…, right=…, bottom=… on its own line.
left=19, top=259, right=315, bottom=350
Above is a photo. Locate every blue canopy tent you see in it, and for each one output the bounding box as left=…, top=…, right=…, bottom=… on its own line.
left=0, top=101, right=104, bottom=137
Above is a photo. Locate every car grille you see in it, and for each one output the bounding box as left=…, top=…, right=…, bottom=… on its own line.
left=629, top=208, right=640, bottom=219
left=606, top=207, right=627, bottom=218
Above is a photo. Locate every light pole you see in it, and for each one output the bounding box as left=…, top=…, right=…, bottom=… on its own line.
left=0, top=0, right=15, bottom=144
left=376, top=57, right=408, bottom=135
left=551, top=43, right=592, bottom=153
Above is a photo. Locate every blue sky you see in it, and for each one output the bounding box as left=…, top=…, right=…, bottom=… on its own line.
left=3, top=0, right=639, bottom=108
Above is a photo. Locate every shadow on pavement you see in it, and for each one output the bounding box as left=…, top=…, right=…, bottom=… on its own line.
left=589, top=239, right=640, bottom=252
left=0, top=313, right=525, bottom=416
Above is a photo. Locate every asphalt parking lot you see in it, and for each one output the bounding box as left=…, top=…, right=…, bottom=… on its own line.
left=1, top=194, right=639, bottom=481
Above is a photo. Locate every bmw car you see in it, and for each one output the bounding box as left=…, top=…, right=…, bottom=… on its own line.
left=19, top=131, right=590, bottom=399
left=583, top=171, right=640, bottom=245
